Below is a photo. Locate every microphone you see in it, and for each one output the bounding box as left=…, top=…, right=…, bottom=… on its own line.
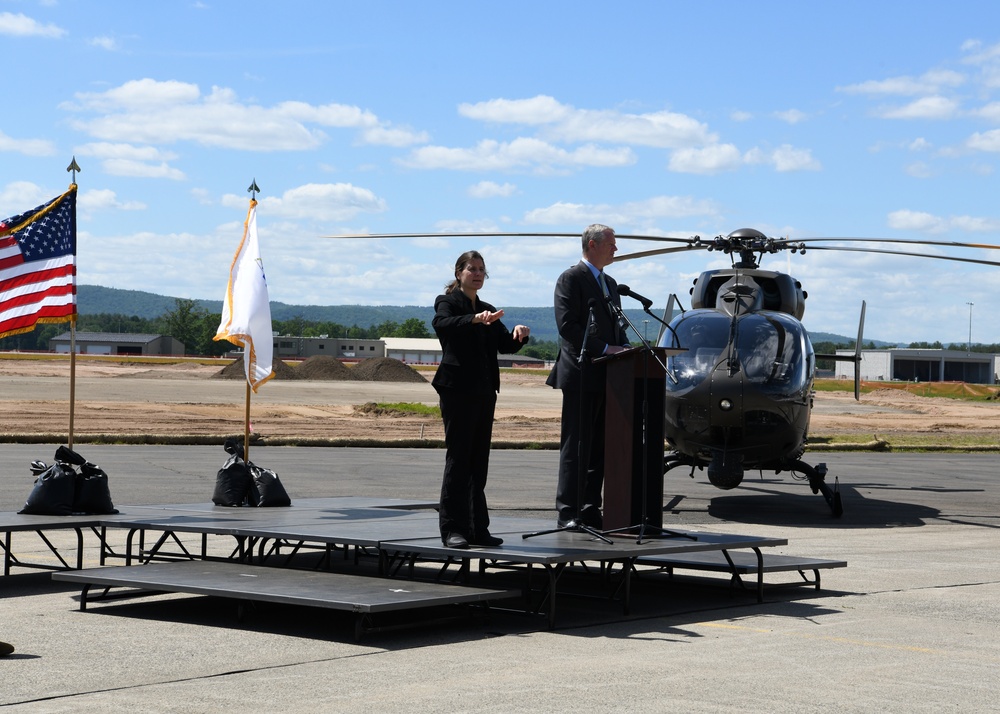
left=617, top=284, right=653, bottom=309
left=586, top=298, right=599, bottom=335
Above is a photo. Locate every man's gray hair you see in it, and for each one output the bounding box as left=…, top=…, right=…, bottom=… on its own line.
left=582, top=223, right=614, bottom=252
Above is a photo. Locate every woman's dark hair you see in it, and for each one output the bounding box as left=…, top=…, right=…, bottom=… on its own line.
left=445, top=250, right=488, bottom=293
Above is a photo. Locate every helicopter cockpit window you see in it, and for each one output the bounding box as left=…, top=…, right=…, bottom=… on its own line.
left=736, top=313, right=810, bottom=396
left=661, top=313, right=731, bottom=391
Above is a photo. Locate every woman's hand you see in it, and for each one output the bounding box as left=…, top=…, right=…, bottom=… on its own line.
left=474, top=309, right=504, bottom=325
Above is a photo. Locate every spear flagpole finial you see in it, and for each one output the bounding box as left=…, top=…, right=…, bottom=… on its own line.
left=248, top=179, right=260, bottom=200
left=66, top=156, right=81, bottom=185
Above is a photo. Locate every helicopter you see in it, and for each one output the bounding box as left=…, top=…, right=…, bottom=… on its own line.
left=326, top=227, right=1000, bottom=517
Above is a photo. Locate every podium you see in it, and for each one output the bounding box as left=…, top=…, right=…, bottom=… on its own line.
left=598, top=346, right=683, bottom=532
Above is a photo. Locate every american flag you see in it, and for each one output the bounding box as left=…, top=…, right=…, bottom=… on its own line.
left=0, top=186, right=77, bottom=340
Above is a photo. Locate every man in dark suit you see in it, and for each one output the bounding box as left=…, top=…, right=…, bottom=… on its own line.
left=546, top=224, right=630, bottom=528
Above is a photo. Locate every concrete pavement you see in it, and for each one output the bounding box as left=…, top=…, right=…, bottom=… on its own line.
left=1, top=446, right=998, bottom=712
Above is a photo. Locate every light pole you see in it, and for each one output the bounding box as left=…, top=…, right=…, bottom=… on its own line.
left=966, top=302, right=974, bottom=353
left=643, top=319, right=649, bottom=342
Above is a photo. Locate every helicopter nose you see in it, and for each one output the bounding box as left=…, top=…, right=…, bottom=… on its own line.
left=710, top=375, right=743, bottom=427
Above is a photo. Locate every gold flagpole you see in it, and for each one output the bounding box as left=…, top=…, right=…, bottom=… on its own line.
left=244, top=381, right=251, bottom=464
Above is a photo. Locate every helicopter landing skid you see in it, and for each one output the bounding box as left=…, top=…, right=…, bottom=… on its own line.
left=789, top=459, right=843, bottom=517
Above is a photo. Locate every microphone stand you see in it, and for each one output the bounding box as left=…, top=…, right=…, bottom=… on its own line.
left=524, top=301, right=612, bottom=544
left=602, top=295, right=693, bottom=544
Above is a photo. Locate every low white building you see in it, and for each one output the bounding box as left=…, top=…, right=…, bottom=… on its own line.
left=381, top=337, right=443, bottom=364
left=835, top=348, right=999, bottom=384
left=50, top=332, right=185, bottom=356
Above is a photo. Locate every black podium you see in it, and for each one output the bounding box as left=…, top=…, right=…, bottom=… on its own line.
left=599, top=346, right=681, bottom=532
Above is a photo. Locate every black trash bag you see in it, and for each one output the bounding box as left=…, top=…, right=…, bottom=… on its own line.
left=74, top=461, right=119, bottom=515
left=19, top=461, right=76, bottom=515
left=54, top=445, right=88, bottom=467
left=212, top=442, right=252, bottom=507
left=247, top=462, right=291, bottom=507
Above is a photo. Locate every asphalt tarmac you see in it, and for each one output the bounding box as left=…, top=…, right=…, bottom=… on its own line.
left=2, top=445, right=998, bottom=713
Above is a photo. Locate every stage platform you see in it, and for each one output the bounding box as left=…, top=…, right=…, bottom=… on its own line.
left=3, top=497, right=845, bottom=632
left=53, top=560, right=520, bottom=640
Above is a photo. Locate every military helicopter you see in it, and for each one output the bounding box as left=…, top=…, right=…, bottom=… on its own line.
left=326, top=227, right=1000, bottom=517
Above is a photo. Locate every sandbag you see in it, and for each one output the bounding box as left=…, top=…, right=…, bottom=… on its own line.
left=74, top=461, right=119, bottom=515
left=212, top=452, right=252, bottom=507
left=247, top=463, right=291, bottom=507
left=212, top=439, right=290, bottom=507
left=18, top=461, right=76, bottom=515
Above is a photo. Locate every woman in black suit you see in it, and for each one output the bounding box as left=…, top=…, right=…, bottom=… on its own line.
left=432, top=250, right=530, bottom=548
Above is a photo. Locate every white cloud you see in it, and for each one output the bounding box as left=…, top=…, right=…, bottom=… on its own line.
left=908, top=137, right=932, bottom=151
left=459, top=96, right=571, bottom=124
left=885, top=209, right=1000, bottom=234
left=837, top=70, right=966, bottom=96
left=0, top=181, right=55, bottom=216
left=468, top=181, right=517, bottom=198
left=239, top=182, right=388, bottom=222
left=887, top=209, right=948, bottom=233
left=877, top=96, right=959, bottom=120
left=75, top=142, right=179, bottom=161
left=668, top=144, right=743, bottom=174
left=63, top=78, right=425, bottom=152
left=0, top=11, right=66, bottom=38
left=88, top=35, right=119, bottom=51
left=950, top=215, right=1000, bottom=232
left=0, top=130, right=57, bottom=156
left=774, top=109, right=808, bottom=124
left=905, top=161, right=933, bottom=178
left=770, top=144, right=821, bottom=172
left=524, top=195, right=718, bottom=226
left=78, top=188, right=146, bottom=212
left=401, top=138, right=634, bottom=172
left=459, top=95, right=715, bottom=149
left=101, top=159, right=186, bottom=180
left=967, top=129, right=1000, bottom=152
left=74, top=142, right=185, bottom=179
left=730, top=110, right=753, bottom=122
left=432, top=218, right=504, bottom=233
left=971, top=101, right=1000, bottom=122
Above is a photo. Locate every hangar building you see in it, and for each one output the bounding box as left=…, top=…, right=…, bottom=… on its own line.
left=834, top=348, right=999, bottom=385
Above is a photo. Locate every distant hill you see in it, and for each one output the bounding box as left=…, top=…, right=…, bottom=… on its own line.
left=77, top=285, right=887, bottom=346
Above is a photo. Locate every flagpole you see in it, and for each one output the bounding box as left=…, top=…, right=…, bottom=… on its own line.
left=66, top=158, right=81, bottom=449
left=244, top=381, right=252, bottom=464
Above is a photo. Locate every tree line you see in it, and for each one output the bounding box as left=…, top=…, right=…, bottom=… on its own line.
left=16, top=302, right=992, bottom=364
left=0, top=298, right=563, bottom=359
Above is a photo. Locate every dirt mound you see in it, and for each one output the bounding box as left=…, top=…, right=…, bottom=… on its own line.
left=351, top=357, right=428, bottom=383
left=296, top=355, right=356, bottom=381
left=215, top=356, right=298, bottom=380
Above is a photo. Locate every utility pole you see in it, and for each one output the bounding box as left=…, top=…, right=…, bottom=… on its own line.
left=966, top=302, right=974, bottom=353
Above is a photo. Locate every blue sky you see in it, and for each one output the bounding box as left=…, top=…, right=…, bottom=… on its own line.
left=3, top=1, right=1000, bottom=344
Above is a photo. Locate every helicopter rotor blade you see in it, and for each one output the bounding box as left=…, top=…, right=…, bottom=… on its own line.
left=801, top=244, right=1000, bottom=268
left=322, top=231, right=585, bottom=240
left=615, top=244, right=707, bottom=262
left=793, top=236, right=1000, bottom=252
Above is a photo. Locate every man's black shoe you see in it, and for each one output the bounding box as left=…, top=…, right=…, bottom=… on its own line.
left=0, top=642, right=13, bottom=657
left=443, top=533, right=469, bottom=549
left=470, top=533, right=503, bottom=547
left=556, top=517, right=577, bottom=528
left=579, top=507, right=603, bottom=529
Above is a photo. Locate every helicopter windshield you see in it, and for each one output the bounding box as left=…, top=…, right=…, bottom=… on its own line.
left=660, top=310, right=812, bottom=396
left=736, top=312, right=812, bottom=396
left=660, top=312, right=731, bottom=391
